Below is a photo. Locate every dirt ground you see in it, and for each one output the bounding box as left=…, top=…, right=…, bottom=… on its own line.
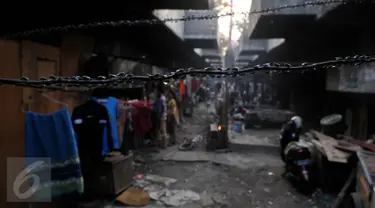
left=107, top=104, right=334, bottom=208
left=133, top=159, right=333, bottom=208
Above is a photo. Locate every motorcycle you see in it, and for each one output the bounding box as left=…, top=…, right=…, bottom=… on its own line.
left=279, top=124, right=299, bottom=162
left=283, top=141, right=316, bottom=193
left=232, top=106, right=249, bottom=115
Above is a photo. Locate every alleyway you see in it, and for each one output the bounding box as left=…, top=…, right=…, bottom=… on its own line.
left=106, top=105, right=334, bottom=208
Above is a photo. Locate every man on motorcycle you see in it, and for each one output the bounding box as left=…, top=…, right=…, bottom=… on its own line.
left=280, top=116, right=303, bottom=161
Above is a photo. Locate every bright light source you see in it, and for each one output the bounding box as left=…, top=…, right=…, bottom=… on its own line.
left=218, top=125, right=222, bottom=131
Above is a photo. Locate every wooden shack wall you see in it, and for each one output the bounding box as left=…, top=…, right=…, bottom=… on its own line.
left=0, top=33, right=94, bottom=208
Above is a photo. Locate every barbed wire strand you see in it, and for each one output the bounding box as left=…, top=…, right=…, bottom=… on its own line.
left=0, top=55, right=373, bottom=92
left=5, top=0, right=368, bottom=39
left=0, top=0, right=372, bottom=92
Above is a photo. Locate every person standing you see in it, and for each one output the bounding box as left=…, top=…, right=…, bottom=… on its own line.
left=157, top=84, right=169, bottom=148
left=148, top=84, right=160, bottom=142
left=167, top=90, right=177, bottom=146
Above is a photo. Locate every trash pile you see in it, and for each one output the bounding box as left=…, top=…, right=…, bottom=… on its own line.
left=117, top=174, right=201, bottom=207
left=234, top=108, right=295, bottom=129
left=253, top=109, right=295, bottom=123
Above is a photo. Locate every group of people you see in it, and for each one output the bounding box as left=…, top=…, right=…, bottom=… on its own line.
left=148, top=83, right=181, bottom=148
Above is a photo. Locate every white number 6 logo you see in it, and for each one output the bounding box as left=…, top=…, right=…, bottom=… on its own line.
left=13, top=161, right=45, bottom=199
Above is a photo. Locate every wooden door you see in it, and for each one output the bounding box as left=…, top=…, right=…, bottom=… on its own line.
left=21, top=41, right=61, bottom=114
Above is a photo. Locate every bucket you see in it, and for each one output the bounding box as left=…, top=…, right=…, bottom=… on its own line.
left=233, top=121, right=243, bottom=133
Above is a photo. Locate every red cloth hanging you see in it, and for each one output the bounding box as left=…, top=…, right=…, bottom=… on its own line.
left=191, top=79, right=199, bottom=93
left=130, top=101, right=153, bottom=137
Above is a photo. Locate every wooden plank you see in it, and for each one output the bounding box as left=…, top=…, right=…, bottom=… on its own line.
left=306, top=132, right=327, bottom=156
left=343, top=135, right=375, bottom=152
left=312, top=130, right=349, bottom=163
left=311, top=139, right=326, bottom=157
left=335, top=140, right=362, bottom=153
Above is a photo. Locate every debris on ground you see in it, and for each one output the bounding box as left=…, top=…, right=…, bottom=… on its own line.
left=200, top=191, right=229, bottom=207
left=119, top=104, right=335, bottom=208
left=132, top=174, right=200, bottom=207
left=253, top=108, right=295, bottom=123
left=145, top=174, right=177, bottom=187
left=136, top=174, right=145, bottom=180
left=116, top=187, right=150, bottom=206
left=149, top=189, right=200, bottom=207
left=134, top=155, right=146, bottom=163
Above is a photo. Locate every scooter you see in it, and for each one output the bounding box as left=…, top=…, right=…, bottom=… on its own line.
left=232, top=106, right=249, bottom=115
left=279, top=126, right=299, bottom=162
left=283, top=141, right=316, bottom=193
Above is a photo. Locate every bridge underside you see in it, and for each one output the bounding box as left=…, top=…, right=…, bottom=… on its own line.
left=1, top=1, right=212, bottom=35
left=185, top=38, right=219, bottom=49
left=252, top=1, right=375, bottom=64
left=238, top=50, right=267, bottom=57
left=250, top=15, right=316, bottom=39
left=148, top=0, right=211, bottom=10
left=250, top=1, right=374, bottom=39
left=249, top=1, right=375, bottom=120
left=7, top=10, right=207, bottom=69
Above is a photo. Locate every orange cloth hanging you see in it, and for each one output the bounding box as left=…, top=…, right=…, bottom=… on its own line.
left=179, top=81, right=185, bottom=102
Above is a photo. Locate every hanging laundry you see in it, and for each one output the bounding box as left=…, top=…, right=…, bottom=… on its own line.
left=92, top=96, right=120, bottom=149
left=179, top=81, right=185, bottom=102
left=25, top=108, right=84, bottom=200
left=71, top=100, right=113, bottom=159
left=119, top=101, right=135, bottom=155
left=191, top=79, right=199, bottom=93
left=130, top=101, right=153, bottom=137
left=117, top=99, right=135, bottom=148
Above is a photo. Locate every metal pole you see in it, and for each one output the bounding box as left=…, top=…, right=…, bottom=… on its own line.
left=221, top=0, right=234, bottom=149
left=228, top=0, right=234, bottom=43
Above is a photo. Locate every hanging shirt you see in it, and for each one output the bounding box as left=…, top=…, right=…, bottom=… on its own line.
left=71, top=100, right=113, bottom=158
left=92, top=97, right=120, bottom=149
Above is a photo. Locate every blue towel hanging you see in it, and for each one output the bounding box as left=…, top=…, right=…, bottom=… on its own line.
left=25, top=108, right=84, bottom=200
left=91, top=96, right=120, bottom=150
